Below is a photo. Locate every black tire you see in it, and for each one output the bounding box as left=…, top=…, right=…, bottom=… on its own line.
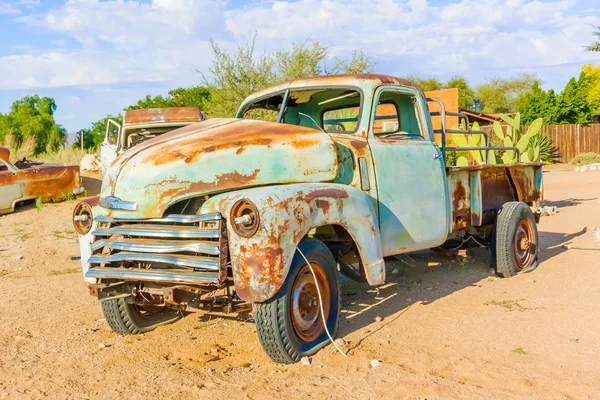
left=493, top=202, right=539, bottom=277
left=101, top=298, right=182, bottom=335
left=254, top=239, right=340, bottom=364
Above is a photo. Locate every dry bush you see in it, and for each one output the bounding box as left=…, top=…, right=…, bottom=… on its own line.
left=1, top=132, right=97, bottom=166
left=1, top=133, right=36, bottom=162
left=35, top=147, right=94, bottom=166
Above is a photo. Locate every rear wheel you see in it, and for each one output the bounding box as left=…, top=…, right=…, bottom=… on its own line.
left=101, top=297, right=182, bottom=335
left=493, top=202, right=539, bottom=277
left=254, top=239, right=340, bottom=364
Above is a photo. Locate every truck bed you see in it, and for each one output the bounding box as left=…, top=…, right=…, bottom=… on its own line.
left=447, top=162, right=543, bottom=233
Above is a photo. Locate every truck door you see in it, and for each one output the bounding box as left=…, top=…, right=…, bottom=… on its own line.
left=100, top=119, right=121, bottom=173
left=0, top=159, right=23, bottom=213
left=367, top=86, right=450, bottom=256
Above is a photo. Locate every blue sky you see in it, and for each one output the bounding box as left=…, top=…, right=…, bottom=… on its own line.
left=0, top=0, right=599, bottom=132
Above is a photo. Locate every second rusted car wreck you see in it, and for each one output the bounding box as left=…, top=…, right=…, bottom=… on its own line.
left=1, top=147, right=83, bottom=215
left=74, top=74, right=543, bottom=363
left=100, top=107, right=206, bottom=172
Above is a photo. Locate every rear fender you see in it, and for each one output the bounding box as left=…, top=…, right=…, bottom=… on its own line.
left=201, top=183, right=385, bottom=302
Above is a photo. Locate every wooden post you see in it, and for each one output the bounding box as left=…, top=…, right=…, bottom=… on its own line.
left=80, top=130, right=84, bottom=151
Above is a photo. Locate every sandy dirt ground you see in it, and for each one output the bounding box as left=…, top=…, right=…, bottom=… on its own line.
left=0, top=168, right=599, bottom=400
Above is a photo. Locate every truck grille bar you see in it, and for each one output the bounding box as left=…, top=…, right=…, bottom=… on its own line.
left=90, top=238, right=220, bottom=255
left=88, top=252, right=219, bottom=270
left=86, top=213, right=227, bottom=286
left=85, top=267, right=220, bottom=284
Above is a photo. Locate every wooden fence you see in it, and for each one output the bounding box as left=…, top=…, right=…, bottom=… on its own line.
left=540, top=124, right=600, bottom=163
left=482, top=123, right=600, bottom=163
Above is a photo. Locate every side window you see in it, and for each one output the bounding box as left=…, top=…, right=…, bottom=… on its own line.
left=374, top=91, right=424, bottom=139
left=322, top=107, right=359, bottom=133
left=373, top=103, right=399, bottom=134
left=0, top=163, right=8, bottom=172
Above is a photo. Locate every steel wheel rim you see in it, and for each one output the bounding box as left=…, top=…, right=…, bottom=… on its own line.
left=290, top=263, right=330, bottom=342
left=514, top=219, right=535, bottom=269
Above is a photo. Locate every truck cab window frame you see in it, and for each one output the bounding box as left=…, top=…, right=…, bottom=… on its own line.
left=371, top=87, right=428, bottom=141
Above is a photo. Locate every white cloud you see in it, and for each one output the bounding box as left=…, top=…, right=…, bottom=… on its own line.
left=225, top=0, right=600, bottom=79
left=67, top=95, right=80, bottom=104
left=0, top=0, right=20, bottom=14
left=1, top=0, right=599, bottom=94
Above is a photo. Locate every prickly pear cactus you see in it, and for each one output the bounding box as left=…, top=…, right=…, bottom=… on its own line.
left=493, top=114, right=543, bottom=163
left=450, top=113, right=544, bottom=166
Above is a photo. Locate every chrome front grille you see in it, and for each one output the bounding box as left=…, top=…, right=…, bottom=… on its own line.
left=85, top=213, right=227, bottom=285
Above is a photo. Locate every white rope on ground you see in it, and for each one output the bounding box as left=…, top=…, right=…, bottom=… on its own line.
left=296, top=247, right=347, bottom=358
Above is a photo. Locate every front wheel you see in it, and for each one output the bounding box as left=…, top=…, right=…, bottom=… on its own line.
left=254, top=239, right=340, bottom=364
left=101, top=297, right=182, bottom=335
left=493, top=202, right=539, bottom=277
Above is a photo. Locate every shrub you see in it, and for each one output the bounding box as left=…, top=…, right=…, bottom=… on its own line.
left=35, top=147, right=94, bottom=166
left=570, top=152, right=600, bottom=165
left=1, top=133, right=36, bottom=162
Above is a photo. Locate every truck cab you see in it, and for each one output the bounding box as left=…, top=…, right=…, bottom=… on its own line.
left=100, top=107, right=206, bottom=172
left=75, top=74, right=543, bottom=364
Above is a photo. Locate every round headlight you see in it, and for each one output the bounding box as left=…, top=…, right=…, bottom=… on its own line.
left=230, top=199, right=260, bottom=237
left=73, top=201, right=94, bottom=235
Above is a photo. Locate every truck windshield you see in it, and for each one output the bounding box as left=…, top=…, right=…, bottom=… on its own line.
left=122, top=124, right=189, bottom=149
left=238, top=88, right=362, bottom=134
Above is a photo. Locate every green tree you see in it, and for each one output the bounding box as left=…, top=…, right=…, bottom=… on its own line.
left=586, top=26, right=600, bottom=52
left=0, top=95, right=66, bottom=155
left=445, top=75, right=476, bottom=110
left=582, top=64, right=600, bottom=115
left=406, top=76, right=444, bottom=92
left=203, top=37, right=276, bottom=118
left=74, top=115, right=122, bottom=150
left=554, top=71, right=593, bottom=124
left=332, top=50, right=377, bottom=74
left=127, top=86, right=210, bottom=111
left=475, top=74, right=537, bottom=113
left=274, top=41, right=329, bottom=82
left=203, top=36, right=377, bottom=118
left=516, top=81, right=557, bottom=125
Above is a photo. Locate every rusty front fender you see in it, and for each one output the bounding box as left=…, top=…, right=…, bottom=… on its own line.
left=201, top=183, right=385, bottom=302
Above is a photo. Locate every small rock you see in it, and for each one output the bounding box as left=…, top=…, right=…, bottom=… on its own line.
left=391, top=268, right=399, bottom=275
left=301, top=356, right=311, bottom=366
left=488, top=267, right=496, bottom=275
left=15, top=255, right=23, bottom=261
left=406, top=298, right=412, bottom=302
left=575, top=166, right=581, bottom=172
left=457, top=249, right=468, bottom=257
left=590, top=165, right=598, bottom=171
left=373, top=316, right=383, bottom=322
left=370, top=359, right=382, bottom=368
left=334, top=338, right=346, bottom=347
left=98, top=343, right=106, bottom=349
left=581, top=166, right=588, bottom=172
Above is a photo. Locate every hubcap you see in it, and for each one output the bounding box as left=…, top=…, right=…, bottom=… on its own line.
left=514, top=219, right=535, bottom=269
left=290, top=263, right=330, bottom=342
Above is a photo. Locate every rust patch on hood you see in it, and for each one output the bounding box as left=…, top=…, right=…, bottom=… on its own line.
left=142, top=120, right=324, bottom=167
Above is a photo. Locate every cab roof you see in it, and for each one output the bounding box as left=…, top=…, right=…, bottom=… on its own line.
left=244, top=74, right=422, bottom=104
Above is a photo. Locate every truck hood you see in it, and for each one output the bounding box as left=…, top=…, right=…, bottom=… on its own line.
left=100, top=118, right=339, bottom=218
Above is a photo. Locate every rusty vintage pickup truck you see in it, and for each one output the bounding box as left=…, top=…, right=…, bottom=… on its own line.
left=74, top=74, right=542, bottom=363
left=100, top=107, right=206, bottom=172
